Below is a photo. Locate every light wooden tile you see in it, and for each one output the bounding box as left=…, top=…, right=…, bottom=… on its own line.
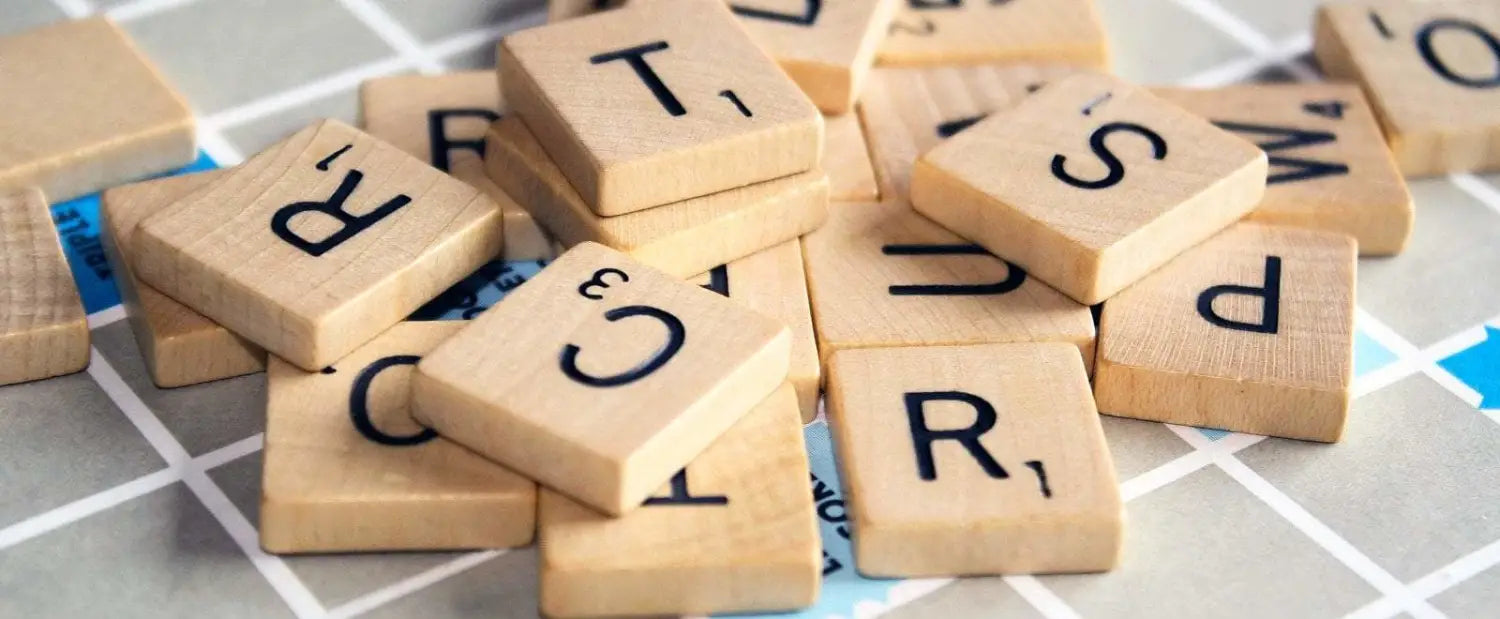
left=538, top=383, right=819, bottom=617
left=0, top=188, right=89, bottom=386
left=1157, top=84, right=1414, bottom=256
left=802, top=200, right=1094, bottom=373
left=412, top=242, right=791, bottom=515
left=1315, top=0, right=1500, bottom=176
left=500, top=0, right=823, bottom=214
left=825, top=112, right=880, bottom=202
left=0, top=17, right=195, bottom=204
left=100, top=171, right=266, bottom=388
left=911, top=72, right=1268, bottom=305
left=359, top=71, right=555, bottom=261
left=734, top=0, right=901, bottom=114
left=826, top=343, right=1122, bottom=577
left=484, top=116, right=828, bottom=278
left=262, top=321, right=536, bottom=553
left=690, top=241, right=820, bottom=421
left=878, top=0, right=1110, bottom=70
left=861, top=64, right=1088, bottom=198
left=1095, top=223, right=1356, bottom=443
left=133, top=119, right=503, bottom=371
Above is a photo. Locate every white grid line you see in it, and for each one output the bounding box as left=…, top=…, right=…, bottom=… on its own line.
left=18, top=1, right=1500, bottom=617
left=325, top=550, right=503, bottom=619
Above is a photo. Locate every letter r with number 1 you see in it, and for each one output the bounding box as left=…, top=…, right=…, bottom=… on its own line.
left=412, top=242, right=791, bottom=516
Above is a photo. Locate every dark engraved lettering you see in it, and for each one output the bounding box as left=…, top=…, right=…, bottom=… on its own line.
left=427, top=108, right=501, bottom=172
left=1302, top=100, right=1346, bottom=119
left=719, top=90, right=753, bottom=117
left=1196, top=255, right=1283, bottom=334
left=936, top=114, right=989, bottom=138
left=316, top=144, right=353, bottom=170
left=321, top=366, right=337, bottom=375
left=1050, top=122, right=1168, bottom=190
left=889, top=17, right=935, bottom=36
left=904, top=391, right=1008, bottom=481
left=560, top=305, right=686, bottom=387
left=1370, top=10, right=1394, bottom=39
left=882, top=243, right=1027, bottom=296
left=822, top=551, right=843, bottom=575
left=591, top=42, right=686, bottom=116
left=730, top=0, right=821, bottom=26
left=349, top=355, right=438, bottom=446
left=643, top=469, right=728, bottom=506
left=1416, top=18, right=1500, bottom=89
left=1212, top=120, right=1350, bottom=185
left=909, top=0, right=960, bottom=8
left=1025, top=460, right=1052, bottom=498
left=578, top=267, right=630, bottom=300
left=1081, top=91, right=1113, bottom=116
left=701, top=264, right=730, bottom=297
left=271, top=169, right=411, bottom=257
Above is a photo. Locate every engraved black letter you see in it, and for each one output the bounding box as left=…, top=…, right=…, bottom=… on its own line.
left=1213, top=120, right=1349, bottom=185
left=1417, top=19, right=1500, bottom=89
left=882, top=244, right=1026, bottom=296
left=1196, top=255, right=1283, bottom=334
left=349, top=355, right=438, bottom=446
left=271, top=169, right=411, bottom=257
left=904, top=391, right=1008, bottom=481
left=1050, top=122, right=1168, bottom=190
left=590, top=42, right=686, bottom=116
left=560, top=305, right=686, bottom=387
left=427, top=108, right=500, bottom=172
left=700, top=264, right=730, bottom=297
left=730, top=0, right=821, bottom=26
left=643, top=469, right=728, bottom=506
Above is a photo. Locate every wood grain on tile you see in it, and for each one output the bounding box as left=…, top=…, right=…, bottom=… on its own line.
left=262, top=321, right=536, bottom=553
left=734, top=0, right=901, bottom=113
left=500, top=0, right=822, bottom=214
left=133, top=119, right=503, bottom=371
left=0, top=188, right=89, bottom=386
left=1095, top=223, right=1357, bottom=443
left=911, top=72, right=1268, bottom=305
left=878, top=0, right=1110, bottom=70
left=101, top=171, right=266, bottom=388
left=412, top=242, right=791, bottom=515
left=538, top=384, right=819, bottom=617
left=827, top=343, right=1122, bottom=576
left=485, top=116, right=828, bottom=278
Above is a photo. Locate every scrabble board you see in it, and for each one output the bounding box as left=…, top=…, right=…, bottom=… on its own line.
left=2, top=0, right=1500, bottom=618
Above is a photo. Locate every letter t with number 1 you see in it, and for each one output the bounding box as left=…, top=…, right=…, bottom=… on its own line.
left=911, top=73, right=1268, bottom=305
left=411, top=243, right=791, bottom=516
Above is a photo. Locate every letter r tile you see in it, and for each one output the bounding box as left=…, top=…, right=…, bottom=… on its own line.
left=132, top=119, right=504, bottom=371
left=826, top=343, right=1122, bottom=577
left=499, top=0, right=823, bottom=215
left=1095, top=222, right=1357, bottom=443
left=411, top=242, right=791, bottom=516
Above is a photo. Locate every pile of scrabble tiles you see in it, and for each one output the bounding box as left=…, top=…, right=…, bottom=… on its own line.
left=1, top=0, right=1495, bottom=615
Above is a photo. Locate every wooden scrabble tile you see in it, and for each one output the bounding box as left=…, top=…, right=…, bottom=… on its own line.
left=538, top=383, right=819, bottom=617
left=878, top=0, right=1110, bottom=70
left=1156, top=84, right=1414, bottom=256
left=826, top=343, right=1122, bottom=576
left=1095, top=223, right=1357, bottom=443
left=412, top=242, right=791, bottom=515
left=101, top=171, right=266, bottom=388
left=0, top=17, right=195, bottom=204
left=802, top=200, right=1095, bottom=373
left=733, top=0, right=902, bottom=114
left=1315, top=0, right=1500, bottom=176
left=499, top=0, right=823, bottom=214
left=825, top=112, right=880, bottom=202
left=262, top=321, right=536, bottom=553
left=861, top=64, right=1088, bottom=198
left=133, top=119, right=503, bottom=371
left=359, top=72, right=555, bottom=261
left=690, top=241, right=820, bottom=421
left=485, top=116, right=828, bottom=278
left=0, top=188, right=89, bottom=386
left=911, top=72, right=1269, bottom=305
